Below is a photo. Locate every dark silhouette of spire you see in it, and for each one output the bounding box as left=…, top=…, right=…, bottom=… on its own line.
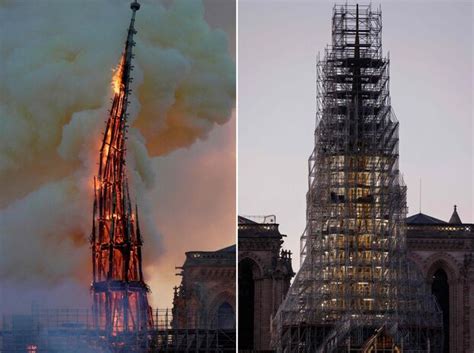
left=449, top=205, right=462, bottom=224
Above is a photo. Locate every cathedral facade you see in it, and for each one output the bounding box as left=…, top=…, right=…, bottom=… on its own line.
left=238, top=216, right=294, bottom=352
left=172, top=245, right=236, bottom=331
left=237, top=208, right=473, bottom=353
left=406, top=206, right=474, bottom=353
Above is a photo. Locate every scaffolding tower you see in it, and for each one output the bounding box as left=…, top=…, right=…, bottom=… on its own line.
left=271, top=4, right=443, bottom=352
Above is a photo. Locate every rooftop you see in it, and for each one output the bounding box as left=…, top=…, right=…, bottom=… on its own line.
left=406, top=213, right=447, bottom=225
left=182, top=244, right=236, bottom=267
left=238, top=215, right=276, bottom=224
left=216, top=245, right=236, bottom=253
left=406, top=205, right=469, bottom=226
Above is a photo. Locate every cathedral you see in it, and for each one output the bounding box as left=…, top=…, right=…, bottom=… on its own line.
left=236, top=4, right=471, bottom=353
left=172, top=245, right=236, bottom=331
left=406, top=206, right=474, bottom=353
left=237, top=208, right=473, bottom=353
left=238, top=216, right=294, bottom=351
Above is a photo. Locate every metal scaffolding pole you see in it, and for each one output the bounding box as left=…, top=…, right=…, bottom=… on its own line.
left=0, top=308, right=235, bottom=353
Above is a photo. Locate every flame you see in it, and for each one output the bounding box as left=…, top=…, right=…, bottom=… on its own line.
left=102, top=128, right=112, bottom=169
left=112, top=55, right=125, bottom=95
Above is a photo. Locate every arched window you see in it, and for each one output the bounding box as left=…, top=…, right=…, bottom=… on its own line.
left=239, top=258, right=258, bottom=349
left=432, top=268, right=449, bottom=353
left=217, top=302, right=235, bottom=329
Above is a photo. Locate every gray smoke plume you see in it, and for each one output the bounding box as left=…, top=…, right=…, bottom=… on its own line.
left=0, top=0, right=235, bottom=314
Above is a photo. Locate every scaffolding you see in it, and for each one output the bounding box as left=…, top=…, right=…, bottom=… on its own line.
left=0, top=307, right=235, bottom=353
left=271, top=4, right=442, bottom=352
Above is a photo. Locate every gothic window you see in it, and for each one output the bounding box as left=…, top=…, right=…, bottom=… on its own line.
left=239, top=258, right=257, bottom=349
left=432, top=268, right=449, bottom=353
left=217, top=302, right=235, bottom=330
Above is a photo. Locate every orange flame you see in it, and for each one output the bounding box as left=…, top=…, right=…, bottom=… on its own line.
left=112, top=55, right=124, bottom=95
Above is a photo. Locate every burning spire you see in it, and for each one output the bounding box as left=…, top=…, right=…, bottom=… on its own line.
left=91, top=0, right=152, bottom=346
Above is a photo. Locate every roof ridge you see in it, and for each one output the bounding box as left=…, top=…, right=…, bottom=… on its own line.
left=406, top=212, right=447, bottom=225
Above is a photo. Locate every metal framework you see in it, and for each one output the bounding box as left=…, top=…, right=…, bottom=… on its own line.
left=271, top=4, right=442, bottom=352
left=0, top=308, right=235, bottom=353
left=90, top=0, right=152, bottom=350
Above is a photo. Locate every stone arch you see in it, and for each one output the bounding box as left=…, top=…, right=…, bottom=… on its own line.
left=424, top=252, right=460, bottom=284
left=432, top=268, right=450, bottom=353
left=207, top=290, right=235, bottom=329
left=423, top=252, right=461, bottom=353
left=238, top=252, right=265, bottom=278
left=238, top=255, right=263, bottom=350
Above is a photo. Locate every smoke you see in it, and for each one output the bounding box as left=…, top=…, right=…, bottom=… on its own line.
left=0, top=0, right=235, bottom=314
left=37, top=331, right=113, bottom=353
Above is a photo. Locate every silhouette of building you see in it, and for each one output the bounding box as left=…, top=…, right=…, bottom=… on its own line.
left=173, top=245, right=236, bottom=331
left=406, top=206, right=474, bottom=353
left=238, top=216, right=294, bottom=351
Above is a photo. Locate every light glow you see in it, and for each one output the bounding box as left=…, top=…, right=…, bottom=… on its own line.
left=112, top=55, right=124, bottom=95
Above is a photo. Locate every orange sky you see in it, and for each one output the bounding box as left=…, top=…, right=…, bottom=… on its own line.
left=146, top=112, right=235, bottom=309
left=0, top=0, right=236, bottom=314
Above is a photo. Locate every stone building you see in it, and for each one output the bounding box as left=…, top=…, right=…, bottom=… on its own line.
left=238, top=216, right=294, bottom=352
left=406, top=206, right=474, bottom=353
left=237, top=208, right=474, bottom=353
left=172, top=245, right=236, bottom=330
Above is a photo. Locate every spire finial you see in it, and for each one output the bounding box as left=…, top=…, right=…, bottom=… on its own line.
left=449, top=204, right=462, bottom=224
left=419, top=178, right=422, bottom=214
left=131, top=0, right=140, bottom=11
